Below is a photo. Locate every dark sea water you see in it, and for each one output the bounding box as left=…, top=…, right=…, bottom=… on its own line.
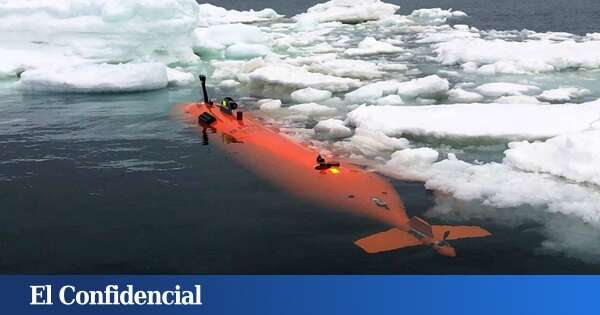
left=206, top=0, right=600, bottom=34
left=2, top=1, right=600, bottom=274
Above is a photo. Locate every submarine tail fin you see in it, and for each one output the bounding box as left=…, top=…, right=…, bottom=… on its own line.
left=431, top=225, right=491, bottom=241
left=354, top=225, right=491, bottom=254
left=354, top=228, right=422, bottom=254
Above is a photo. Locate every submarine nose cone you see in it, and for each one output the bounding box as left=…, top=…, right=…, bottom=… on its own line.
left=435, top=246, right=457, bottom=257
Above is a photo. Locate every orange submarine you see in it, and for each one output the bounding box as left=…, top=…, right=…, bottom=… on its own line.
left=177, top=75, right=491, bottom=257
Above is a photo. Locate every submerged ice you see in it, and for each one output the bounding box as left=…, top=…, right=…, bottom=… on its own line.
left=3, top=0, right=600, bottom=261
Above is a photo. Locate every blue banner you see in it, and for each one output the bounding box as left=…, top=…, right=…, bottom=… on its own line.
left=1, top=276, right=596, bottom=315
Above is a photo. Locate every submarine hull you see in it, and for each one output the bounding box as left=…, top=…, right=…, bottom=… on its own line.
left=178, top=102, right=491, bottom=256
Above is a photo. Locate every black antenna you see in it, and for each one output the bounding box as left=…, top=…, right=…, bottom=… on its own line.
left=199, top=75, right=209, bottom=104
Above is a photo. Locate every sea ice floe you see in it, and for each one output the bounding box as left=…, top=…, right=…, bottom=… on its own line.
left=375, top=95, right=404, bottom=105
left=19, top=63, right=168, bottom=93
left=258, top=99, right=282, bottom=110
left=349, top=128, right=409, bottom=158
left=291, top=88, right=332, bottom=103
left=424, top=158, right=600, bottom=224
left=447, top=88, right=484, bottom=103
left=194, top=24, right=271, bottom=59
left=166, top=67, right=195, bottom=87
left=346, top=100, right=600, bottom=140
left=495, top=95, right=547, bottom=104
left=202, top=23, right=270, bottom=46
left=311, top=42, right=341, bottom=54
left=416, top=98, right=437, bottom=105
left=0, top=48, right=91, bottom=79
left=0, top=0, right=200, bottom=68
left=504, top=130, right=600, bottom=187
left=344, top=80, right=401, bottom=104
left=380, top=147, right=600, bottom=225
left=307, top=59, right=384, bottom=80
left=408, top=8, right=468, bottom=26
left=537, top=87, right=591, bottom=103
left=248, top=65, right=360, bottom=93
left=529, top=32, right=576, bottom=41
left=345, top=37, right=403, bottom=56
left=294, top=15, right=321, bottom=32
left=377, top=63, right=408, bottom=72
left=374, top=142, right=600, bottom=261
left=296, top=0, right=399, bottom=24
left=435, top=38, right=600, bottom=74
left=343, top=75, right=449, bottom=104
left=218, top=79, right=241, bottom=89
left=271, top=30, right=332, bottom=52
left=383, top=148, right=440, bottom=181
left=285, top=54, right=338, bottom=67
left=211, top=59, right=265, bottom=82
left=225, top=43, right=271, bottom=59
left=395, top=75, right=450, bottom=99
left=197, top=3, right=282, bottom=26
left=416, top=25, right=480, bottom=44
left=288, top=103, right=337, bottom=118
left=0, top=0, right=198, bottom=35
left=314, top=118, right=352, bottom=140
left=475, top=82, right=541, bottom=97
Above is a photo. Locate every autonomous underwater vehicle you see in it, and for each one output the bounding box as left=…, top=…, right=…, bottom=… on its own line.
left=176, top=75, right=491, bottom=257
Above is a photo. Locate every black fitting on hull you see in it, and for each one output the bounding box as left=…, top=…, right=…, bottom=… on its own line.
left=199, top=75, right=209, bottom=104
